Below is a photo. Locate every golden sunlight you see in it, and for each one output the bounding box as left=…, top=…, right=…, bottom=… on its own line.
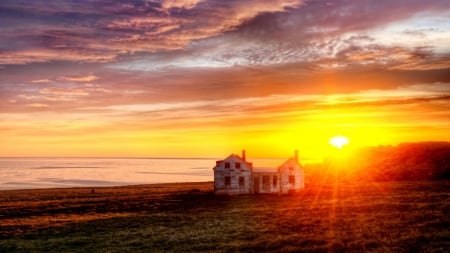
left=329, top=136, right=350, bottom=149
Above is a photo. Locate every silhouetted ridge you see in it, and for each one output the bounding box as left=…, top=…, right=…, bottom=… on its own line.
left=306, top=142, right=450, bottom=183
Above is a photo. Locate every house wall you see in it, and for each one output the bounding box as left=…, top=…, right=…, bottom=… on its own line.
left=252, top=172, right=279, bottom=194
left=278, top=160, right=305, bottom=193
left=213, top=157, right=252, bottom=195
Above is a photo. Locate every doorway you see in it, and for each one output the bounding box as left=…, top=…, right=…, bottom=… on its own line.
left=253, top=177, right=260, bottom=193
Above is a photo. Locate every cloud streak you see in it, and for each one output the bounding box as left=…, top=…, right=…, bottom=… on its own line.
left=60, top=74, right=98, bottom=82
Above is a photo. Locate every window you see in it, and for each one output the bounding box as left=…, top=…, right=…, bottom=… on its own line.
left=235, top=163, right=241, bottom=169
left=239, top=176, right=245, bottom=187
left=289, top=175, right=295, bottom=185
left=225, top=176, right=231, bottom=186
left=225, top=162, right=230, bottom=169
left=262, top=176, right=270, bottom=191
left=273, top=176, right=277, bottom=187
left=289, top=166, right=294, bottom=172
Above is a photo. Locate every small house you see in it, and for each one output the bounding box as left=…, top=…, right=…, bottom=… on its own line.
left=213, top=150, right=304, bottom=195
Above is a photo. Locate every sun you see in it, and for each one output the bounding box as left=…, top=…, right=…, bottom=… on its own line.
left=329, top=136, right=350, bottom=149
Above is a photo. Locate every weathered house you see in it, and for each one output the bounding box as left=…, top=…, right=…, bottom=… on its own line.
left=213, top=151, right=253, bottom=195
left=213, top=150, right=304, bottom=195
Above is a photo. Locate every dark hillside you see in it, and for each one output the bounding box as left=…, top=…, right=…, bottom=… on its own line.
left=306, top=142, right=450, bottom=183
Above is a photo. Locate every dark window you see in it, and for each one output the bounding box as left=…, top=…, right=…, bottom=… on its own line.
left=225, top=176, right=231, bottom=186
left=236, top=163, right=241, bottom=169
left=273, top=176, right=277, bottom=187
left=289, top=175, right=295, bottom=185
left=225, top=162, right=230, bottom=169
left=263, top=176, right=270, bottom=191
left=289, top=166, right=294, bottom=172
left=239, top=177, right=245, bottom=187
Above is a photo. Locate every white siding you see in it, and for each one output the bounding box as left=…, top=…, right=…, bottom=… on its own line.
left=213, top=155, right=252, bottom=195
left=278, top=158, right=304, bottom=193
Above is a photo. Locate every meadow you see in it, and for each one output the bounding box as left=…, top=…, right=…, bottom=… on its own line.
left=0, top=181, right=449, bottom=252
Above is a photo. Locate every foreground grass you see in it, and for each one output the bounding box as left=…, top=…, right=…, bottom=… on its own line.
left=0, top=181, right=449, bottom=252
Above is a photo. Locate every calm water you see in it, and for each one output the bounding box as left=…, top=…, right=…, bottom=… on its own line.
left=0, top=157, right=285, bottom=190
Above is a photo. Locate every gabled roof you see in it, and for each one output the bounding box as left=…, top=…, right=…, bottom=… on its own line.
left=215, top=153, right=253, bottom=167
left=278, top=157, right=301, bottom=169
left=225, top=154, right=244, bottom=161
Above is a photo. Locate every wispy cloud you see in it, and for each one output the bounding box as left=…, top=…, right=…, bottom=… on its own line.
left=60, top=74, right=98, bottom=82
left=31, top=79, right=51, bottom=84
left=26, top=103, right=49, bottom=108
left=0, top=48, right=117, bottom=65
left=0, top=0, right=303, bottom=64
left=160, top=0, right=205, bottom=11
left=0, top=0, right=448, bottom=75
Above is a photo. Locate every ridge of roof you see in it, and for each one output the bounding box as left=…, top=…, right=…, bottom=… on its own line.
left=278, top=157, right=301, bottom=168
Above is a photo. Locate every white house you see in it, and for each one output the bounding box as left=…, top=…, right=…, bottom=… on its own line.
left=213, top=150, right=304, bottom=195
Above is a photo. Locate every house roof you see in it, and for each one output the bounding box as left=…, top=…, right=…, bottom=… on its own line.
left=215, top=153, right=302, bottom=170
left=278, top=157, right=301, bottom=169
left=215, top=154, right=253, bottom=167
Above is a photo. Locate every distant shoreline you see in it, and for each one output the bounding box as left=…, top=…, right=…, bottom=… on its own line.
left=0, top=181, right=214, bottom=193
left=0, top=157, right=220, bottom=160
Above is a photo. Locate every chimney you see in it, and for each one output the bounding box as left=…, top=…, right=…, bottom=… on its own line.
left=294, top=150, right=298, bottom=162
left=242, top=150, right=246, bottom=161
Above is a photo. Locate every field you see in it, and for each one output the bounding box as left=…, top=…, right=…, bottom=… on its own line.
left=0, top=181, right=449, bottom=252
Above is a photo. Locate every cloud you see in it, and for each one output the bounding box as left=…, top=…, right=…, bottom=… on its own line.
left=0, top=1, right=449, bottom=158
left=1, top=0, right=449, bottom=114
left=104, top=0, right=304, bottom=54
left=0, top=0, right=303, bottom=65
left=0, top=48, right=117, bottom=65
left=31, top=79, right=51, bottom=84
left=26, top=103, right=49, bottom=108
left=60, top=74, right=98, bottom=82
left=314, top=40, right=450, bottom=71
left=2, top=82, right=112, bottom=111
left=79, top=83, right=450, bottom=121
left=1, top=0, right=448, bottom=76
left=111, top=2, right=450, bottom=72
left=387, top=49, right=450, bottom=71
left=40, top=87, right=89, bottom=97
left=160, top=0, right=205, bottom=11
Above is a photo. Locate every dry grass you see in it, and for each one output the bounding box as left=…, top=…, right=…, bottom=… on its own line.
left=0, top=181, right=449, bottom=252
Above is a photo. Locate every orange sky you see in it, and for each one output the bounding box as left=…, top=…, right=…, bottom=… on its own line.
left=0, top=0, right=449, bottom=159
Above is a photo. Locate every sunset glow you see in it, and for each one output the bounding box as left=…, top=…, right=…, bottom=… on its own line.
left=329, top=136, right=350, bottom=149
left=0, top=1, right=449, bottom=159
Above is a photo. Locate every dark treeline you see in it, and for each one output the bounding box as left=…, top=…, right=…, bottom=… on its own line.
left=305, top=142, right=450, bottom=183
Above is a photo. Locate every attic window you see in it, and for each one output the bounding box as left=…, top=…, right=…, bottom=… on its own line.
left=289, top=166, right=294, bottom=172
left=225, top=162, right=230, bottom=169
left=236, top=163, right=241, bottom=169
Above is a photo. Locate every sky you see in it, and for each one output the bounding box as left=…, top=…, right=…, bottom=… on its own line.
left=0, top=0, right=449, bottom=159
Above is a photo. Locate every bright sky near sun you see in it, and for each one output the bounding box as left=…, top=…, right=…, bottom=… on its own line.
left=329, top=136, right=349, bottom=149
left=0, top=0, right=449, bottom=159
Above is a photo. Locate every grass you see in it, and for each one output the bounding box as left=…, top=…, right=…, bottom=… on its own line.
left=0, top=181, right=449, bottom=252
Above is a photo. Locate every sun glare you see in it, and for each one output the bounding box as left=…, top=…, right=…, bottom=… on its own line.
left=329, top=136, right=350, bottom=149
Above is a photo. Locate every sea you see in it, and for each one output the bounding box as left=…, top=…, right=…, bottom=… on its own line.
left=0, top=157, right=285, bottom=190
